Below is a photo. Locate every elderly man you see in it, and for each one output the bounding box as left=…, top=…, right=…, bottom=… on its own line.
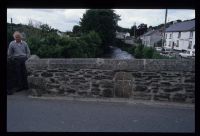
left=7, top=31, right=31, bottom=95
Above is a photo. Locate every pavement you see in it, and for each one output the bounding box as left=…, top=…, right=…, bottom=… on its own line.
left=7, top=91, right=195, bottom=132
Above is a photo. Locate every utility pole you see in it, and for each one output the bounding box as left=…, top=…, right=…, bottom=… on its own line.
left=11, top=18, right=13, bottom=32
left=134, top=22, right=136, bottom=38
left=162, top=9, right=168, bottom=48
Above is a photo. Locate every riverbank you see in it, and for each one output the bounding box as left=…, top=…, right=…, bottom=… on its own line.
left=102, top=46, right=134, bottom=59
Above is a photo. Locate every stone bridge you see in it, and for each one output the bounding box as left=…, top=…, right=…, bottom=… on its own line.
left=8, top=57, right=195, bottom=103
left=22, top=55, right=195, bottom=104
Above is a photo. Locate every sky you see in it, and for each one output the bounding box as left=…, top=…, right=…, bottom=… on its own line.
left=7, top=9, right=195, bottom=32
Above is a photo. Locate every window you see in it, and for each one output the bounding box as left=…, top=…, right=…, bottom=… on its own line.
left=192, top=51, right=195, bottom=55
left=188, top=41, right=192, bottom=49
left=169, top=41, right=171, bottom=47
left=189, top=31, right=193, bottom=38
left=176, top=40, right=179, bottom=47
left=169, top=34, right=172, bottom=39
left=165, top=34, right=167, bottom=39
left=178, top=32, right=181, bottom=38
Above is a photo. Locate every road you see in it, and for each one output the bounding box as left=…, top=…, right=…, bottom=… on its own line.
left=7, top=92, right=195, bottom=132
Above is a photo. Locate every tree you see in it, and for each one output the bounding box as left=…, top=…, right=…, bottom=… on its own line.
left=137, top=23, right=148, bottom=36
left=80, top=31, right=102, bottom=57
left=80, top=9, right=121, bottom=49
left=72, top=25, right=81, bottom=36
left=130, top=25, right=137, bottom=37
left=116, top=26, right=130, bottom=33
left=40, top=24, right=52, bottom=32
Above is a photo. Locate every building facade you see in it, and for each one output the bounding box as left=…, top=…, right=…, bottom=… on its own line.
left=141, top=30, right=162, bottom=47
left=116, top=31, right=130, bottom=40
left=165, top=20, right=195, bottom=51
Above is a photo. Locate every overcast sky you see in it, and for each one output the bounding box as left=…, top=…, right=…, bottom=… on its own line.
left=7, top=9, right=195, bottom=32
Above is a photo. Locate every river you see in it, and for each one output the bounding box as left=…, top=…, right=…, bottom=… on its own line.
left=102, top=46, right=134, bottom=59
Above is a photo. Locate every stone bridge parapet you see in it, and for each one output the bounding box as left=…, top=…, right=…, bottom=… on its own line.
left=25, top=56, right=195, bottom=103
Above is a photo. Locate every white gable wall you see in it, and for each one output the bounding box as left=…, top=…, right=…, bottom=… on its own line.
left=165, top=31, right=195, bottom=51
left=142, top=36, right=151, bottom=47
left=150, top=32, right=162, bottom=46
left=142, top=32, right=162, bottom=47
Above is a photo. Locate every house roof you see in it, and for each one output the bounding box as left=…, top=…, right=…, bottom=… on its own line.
left=143, top=30, right=155, bottom=36
left=165, top=20, right=195, bottom=32
left=143, top=30, right=162, bottom=36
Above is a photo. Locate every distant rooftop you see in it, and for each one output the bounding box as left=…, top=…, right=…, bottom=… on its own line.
left=166, top=19, right=195, bottom=32
left=143, top=29, right=162, bottom=36
left=143, top=30, right=155, bottom=36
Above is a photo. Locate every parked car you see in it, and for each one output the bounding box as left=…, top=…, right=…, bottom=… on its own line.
left=161, top=47, right=173, bottom=54
left=179, top=49, right=195, bottom=58
left=155, top=47, right=162, bottom=52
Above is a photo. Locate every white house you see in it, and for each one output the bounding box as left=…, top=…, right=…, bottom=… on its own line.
left=141, top=30, right=162, bottom=47
left=124, top=36, right=135, bottom=45
left=116, top=31, right=130, bottom=39
left=164, top=19, right=195, bottom=51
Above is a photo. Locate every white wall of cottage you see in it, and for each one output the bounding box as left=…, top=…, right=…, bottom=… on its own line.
left=142, top=32, right=162, bottom=47
left=165, top=31, right=195, bottom=51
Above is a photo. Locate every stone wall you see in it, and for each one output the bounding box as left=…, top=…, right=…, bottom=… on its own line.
left=26, top=57, right=195, bottom=103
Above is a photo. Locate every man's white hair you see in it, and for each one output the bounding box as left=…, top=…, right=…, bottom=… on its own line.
left=13, top=31, right=22, bottom=38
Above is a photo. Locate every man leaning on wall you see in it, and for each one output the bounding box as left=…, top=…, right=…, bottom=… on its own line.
left=7, top=31, right=31, bottom=95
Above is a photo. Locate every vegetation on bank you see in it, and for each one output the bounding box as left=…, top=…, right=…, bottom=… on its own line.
left=114, top=39, right=175, bottom=59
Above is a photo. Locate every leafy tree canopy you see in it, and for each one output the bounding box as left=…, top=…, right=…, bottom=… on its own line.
left=80, top=9, right=121, bottom=49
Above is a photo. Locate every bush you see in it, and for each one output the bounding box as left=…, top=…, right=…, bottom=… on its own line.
left=80, top=31, right=103, bottom=57
left=7, top=23, right=104, bottom=58
left=134, top=44, right=144, bottom=58
left=142, top=46, right=154, bottom=58
left=37, top=44, right=63, bottom=58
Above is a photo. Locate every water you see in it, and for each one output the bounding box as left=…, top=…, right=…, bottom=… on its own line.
left=102, top=46, right=134, bottom=59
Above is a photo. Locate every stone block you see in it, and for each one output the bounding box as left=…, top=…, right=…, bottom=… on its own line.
left=154, top=93, right=170, bottom=101
left=160, top=82, right=172, bottom=86
left=172, top=93, right=187, bottom=102
left=47, top=88, right=59, bottom=94
left=92, top=83, right=99, bottom=88
left=28, top=89, right=42, bottom=97
left=163, top=87, right=183, bottom=92
left=114, top=81, right=123, bottom=97
left=66, top=89, right=76, bottom=93
left=123, top=81, right=132, bottom=98
left=123, top=72, right=133, bottom=80
left=103, top=89, right=114, bottom=97
left=114, top=72, right=124, bottom=80
left=91, top=88, right=101, bottom=95
left=133, top=92, right=151, bottom=100
left=46, top=83, right=60, bottom=89
left=41, top=72, right=53, bottom=77
left=134, top=85, right=148, bottom=92
left=28, top=77, right=46, bottom=89
left=132, top=72, right=142, bottom=78
left=77, top=91, right=88, bottom=96
left=101, top=84, right=114, bottom=89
